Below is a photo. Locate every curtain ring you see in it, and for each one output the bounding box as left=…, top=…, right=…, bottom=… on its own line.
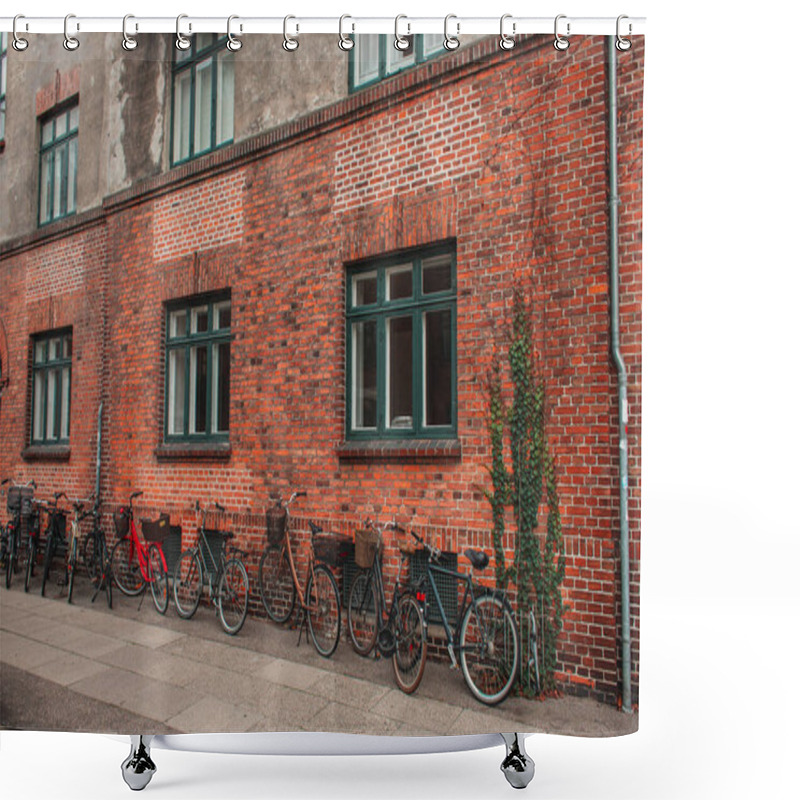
left=338, top=14, right=354, bottom=51
left=283, top=15, right=299, bottom=51
left=12, top=14, right=29, bottom=52
left=443, top=14, right=460, bottom=51
left=499, top=14, right=515, bottom=50
left=122, top=14, right=138, bottom=51
left=63, top=14, right=80, bottom=51
left=616, top=15, right=632, bottom=51
left=175, top=14, right=191, bottom=51
left=394, top=15, right=410, bottom=51
left=554, top=14, right=570, bottom=51
left=227, top=15, right=242, bottom=51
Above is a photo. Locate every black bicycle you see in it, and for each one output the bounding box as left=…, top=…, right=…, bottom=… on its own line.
left=40, top=492, right=67, bottom=598
left=173, top=501, right=249, bottom=635
left=1, top=478, right=37, bottom=590
left=347, top=519, right=427, bottom=693
left=81, top=498, right=113, bottom=609
left=406, top=528, right=520, bottom=705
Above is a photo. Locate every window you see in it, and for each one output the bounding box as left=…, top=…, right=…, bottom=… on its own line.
left=172, top=34, right=234, bottom=165
left=350, top=34, right=445, bottom=91
left=1, top=32, right=7, bottom=145
left=346, top=246, right=456, bottom=439
left=38, top=104, right=79, bottom=225
left=31, top=330, right=72, bottom=445
left=165, top=294, right=231, bottom=441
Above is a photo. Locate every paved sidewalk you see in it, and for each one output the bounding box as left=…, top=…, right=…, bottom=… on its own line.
left=0, top=580, right=636, bottom=737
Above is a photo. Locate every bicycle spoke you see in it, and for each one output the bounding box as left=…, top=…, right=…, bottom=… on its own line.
left=306, top=564, right=340, bottom=657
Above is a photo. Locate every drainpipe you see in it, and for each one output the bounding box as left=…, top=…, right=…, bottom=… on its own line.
left=607, top=35, right=632, bottom=714
left=95, top=402, right=103, bottom=502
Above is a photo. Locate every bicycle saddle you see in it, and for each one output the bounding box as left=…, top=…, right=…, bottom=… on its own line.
left=464, top=548, right=490, bottom=570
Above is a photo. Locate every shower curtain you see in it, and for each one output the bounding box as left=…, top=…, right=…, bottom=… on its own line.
left=0, top=18, right=643, bottom=742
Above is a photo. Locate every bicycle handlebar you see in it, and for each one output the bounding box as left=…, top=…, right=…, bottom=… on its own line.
left=129, top=490, right=143, bottom=504
left=409, top=528, right=442, bottom=561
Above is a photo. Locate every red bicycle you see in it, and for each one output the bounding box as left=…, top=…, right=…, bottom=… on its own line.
left=110, top=491, right=170, bottom=614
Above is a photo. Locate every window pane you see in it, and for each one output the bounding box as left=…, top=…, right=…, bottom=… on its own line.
left=34, top=340, right=47, bottom=364
left=386, top=36, right=415, bottom=74
left=55, top=110, right=67, bottom=139
left=191, top=306, right=209, bottom=334
left=424, top=309, right=452, bottom=427
left=212, top=342, right=231, bottom=433
left=422, top=255, right=452, bottom=294
left=352, top=320, right=377, bottom=430
left=355, top=35, right=380, bottom=86
left=387, top=264, right=413, bottom=301
left=190, top=345, right=208, bottom=434
left=168, top=349, right=186, bottom=435
left=387, top=316, right=413, bottom=428
left=60, top=367, right=70, bottom=439
left=52, top=142, right=66, bottom=219
left=67, top=137, right=78, bottom=214
left=48, top=337, right=59, bottom=360
left=216, top=51, right=235, bottom=145
left=213, top=300, right=231, bottom=330
left=422, top=34, right=442, bottom=57
left=194, top=57, right=213, bottom=154
left=0, top=100, right=5, bottom=142
left=196, top=33, right=215, bottom=51
left=41, top=120, right=54, bottom=146
left=33, top=372, right=45, bottom=441
left=62, top=334, right=72, bottom=359
left=169, top=309, right=187, bottom=338
left=173, top=70, right=191, bottom=161
left=46, top=368, right=57, bottom=440
left=69, top=106, right=79, bottom=132
left=352, top=272, right=377, bottom=307
left=40, top=150, right=53, bottom=224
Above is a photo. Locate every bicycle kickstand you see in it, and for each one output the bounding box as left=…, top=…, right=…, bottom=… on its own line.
left=295, top=608, right=310, bottom=648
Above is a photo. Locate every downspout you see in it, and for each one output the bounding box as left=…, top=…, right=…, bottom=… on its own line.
left=607, top=35, right=632, bottom=714
left=95, top=402, right=103, bottom=502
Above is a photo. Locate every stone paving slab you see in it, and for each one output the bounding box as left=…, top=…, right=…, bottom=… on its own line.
left=121, top=679, right=197, bottom=724
left=254, top=658, right=330, bottom=692
left=69, top=666, right=152, bottom=708
left=162, top=634, right=269, bottom=674
left=307, top=671, right=391, bottom=712
left=247, top=683, right=332, bottom=730
left=306, top=701, right=403, bottom=735
left=370, top=689, right=464, bottom=732
left=0, top=630, right=63, bottom=670
left=29, top=651, right=110, bottom=687
left=98, top=642, right=202, bottom=688
left=165, top=696, right=262, bottom=733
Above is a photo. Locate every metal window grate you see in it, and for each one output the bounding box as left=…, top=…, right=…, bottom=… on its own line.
left=411, top=550, right=458, bottom=626
left=199, top=529, right=226, bottom=579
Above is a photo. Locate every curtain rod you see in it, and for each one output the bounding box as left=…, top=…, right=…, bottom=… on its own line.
left=1, top=16, right=646, bottom=37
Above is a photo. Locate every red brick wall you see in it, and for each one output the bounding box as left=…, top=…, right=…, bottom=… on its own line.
left=0, top=36, right=643, bottom=705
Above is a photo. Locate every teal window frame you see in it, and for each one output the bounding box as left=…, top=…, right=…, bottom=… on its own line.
left=348, top=34, right=446, bottom=92
left=171, top=33, right=234, bottom=166
left=30, top=329, right=72, bottom=446
left=38, top=103, right=79, bottom=226
left=346, top=244, right=457, bottom=441
left=164, top=293, right=232, bottom=443
left=1, top=32, right=8, bottom=145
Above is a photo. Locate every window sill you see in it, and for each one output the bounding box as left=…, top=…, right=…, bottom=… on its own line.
left=337, top=439, right=461, bottom=461
left=21, top=445, right=71, bottom=462
left=155, top=442, right=232, bottom=462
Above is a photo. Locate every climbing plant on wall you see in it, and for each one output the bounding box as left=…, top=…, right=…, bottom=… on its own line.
left=485, top=286, right=566, bottom=693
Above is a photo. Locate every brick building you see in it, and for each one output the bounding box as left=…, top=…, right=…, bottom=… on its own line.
left=0, top=31, right=642, bottom=706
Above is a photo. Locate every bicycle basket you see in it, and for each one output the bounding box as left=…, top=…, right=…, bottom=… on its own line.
left=7, top=486, right=34, bottom=516
left=266, top=504, right=287, bottom=546
left=313, top=532, right=353, bottom=567
left=141, top=513, right=170, bottom=542
left=113, top=508, right=130, bottom=538
left=354, top=527, right=381, bottom=569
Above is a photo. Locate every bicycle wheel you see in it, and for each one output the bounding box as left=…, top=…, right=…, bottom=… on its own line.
left=111, top=536, right=145, bottom=596
left=99, top=536, right=113, bottom=610
left=459, top=592, right=520, bottom=705
left=40, top=536, right=54, bottom=597
left=148, top=544, right=169, bottom=615
left=67, top=537, right=78, bottom=604
left=305, top=563, right=340, bottom=658
left=217, top=558, right=249, bottom=636
left=24, top=537, right=36, bottom=593
left=83, top=530, right=100, bottom=585
left=347, top=570, right=379, bottom=656
left=5, top=529, right=16, bottom=590
left=258, top=546, right=296, bottom=624
left=392, top=593, right=427, bottom=694
left=173, top=549, right=202, bottom=619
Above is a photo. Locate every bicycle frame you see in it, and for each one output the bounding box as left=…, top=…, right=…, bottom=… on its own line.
left=120, top=514, right=158, bottom=584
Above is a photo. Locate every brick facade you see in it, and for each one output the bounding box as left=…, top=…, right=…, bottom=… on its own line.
left=0, top=36, right=643, bottom=705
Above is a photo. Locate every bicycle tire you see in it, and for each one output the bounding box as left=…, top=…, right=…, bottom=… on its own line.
left=67, top=537, right=78, bottom=604
left=83, top=530, right=100, bottom=585
left=459, top=592, right=520, bottom=705
left=5, top=530, right=15, bottom=590
left=24, top=537, right=35, bottom=593
left=305, top=563, right=340, bottom=658
left=347, top=570, right=379, bottom=656
left=258, top=546, right=296, bottom=624
left=392, top=593, right=428, bottom=694
left=40, top=537, right=54, bottom=597
left=98, top=535, right=113, bottom=610
left=149, top=544, right=169, bottom=615
left=111, top=536, right=145, bottom=596
left=217, top=558, right=249, bottom=636
left=173, top=549, right=202, bottom=619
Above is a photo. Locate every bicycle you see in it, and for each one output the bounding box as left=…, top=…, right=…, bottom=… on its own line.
left=81, top=499, right=113, bottom=609
left=405, top=528, right=520, bottom=705
left=1, top=478, right=36, bottom=590
left=39, top=492, right=68, bottom=598
left=347, top=518, right=427, bottom=693
left=257, top=491, right=345, bottom=658
left=173, top=501, right=249, bottom=635
left=110, top=491, right=170, bottom=615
